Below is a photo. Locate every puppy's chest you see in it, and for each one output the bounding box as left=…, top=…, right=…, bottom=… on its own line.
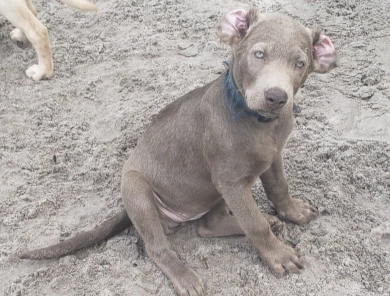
left=239, top=125, right=290, bottom=172
left=219, top=133, right=274, bottom=177
left=246, top=139, right=277, bottom=172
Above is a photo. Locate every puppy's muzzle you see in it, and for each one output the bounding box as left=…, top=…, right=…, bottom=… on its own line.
left=265, top=87, right=288, bottom=110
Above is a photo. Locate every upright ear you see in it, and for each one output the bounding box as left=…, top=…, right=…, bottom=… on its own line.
left=311, top=30, right=339, bottom=73
left=218, top=9, right=258, bottom=45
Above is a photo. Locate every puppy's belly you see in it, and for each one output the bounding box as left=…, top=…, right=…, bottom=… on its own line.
left=153, top=192, right=210, bottom=224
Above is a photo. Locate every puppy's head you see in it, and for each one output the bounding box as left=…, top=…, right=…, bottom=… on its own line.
left=218, top=9, right=338, bottom=119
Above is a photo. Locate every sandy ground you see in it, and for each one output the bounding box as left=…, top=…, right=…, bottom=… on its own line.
left=1, top=0, right=390, bottom=295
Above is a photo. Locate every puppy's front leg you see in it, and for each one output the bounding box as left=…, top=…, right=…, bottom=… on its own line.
left=219, top=184, right=303, bottom=276
left=260, top=154, right=317, bottom=225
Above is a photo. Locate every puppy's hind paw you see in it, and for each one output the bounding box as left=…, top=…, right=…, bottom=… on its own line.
left=26, top=65, right=52, bottom=81
left=263, top=213, right=283, bottom=233
left=10, top=28, right=29, bottom=44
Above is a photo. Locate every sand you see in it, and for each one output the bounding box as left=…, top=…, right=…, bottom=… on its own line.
left=0, top=0, right=389, bottom=295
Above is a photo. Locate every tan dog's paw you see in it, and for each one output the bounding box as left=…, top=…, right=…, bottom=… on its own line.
left=10, top=28, right=29, bottom=44
left=277, top=198, right=317, bottom=225
left=171, top=268, right=204, bottom=296
left=26, top=65, right=52, bottom=81
left=260, top=238, right=303, bottom=276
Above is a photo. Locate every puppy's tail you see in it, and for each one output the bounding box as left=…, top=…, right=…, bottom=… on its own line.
left=62, top=0, right=99, bottom=12
left=18, top=209, right=131, bottom=260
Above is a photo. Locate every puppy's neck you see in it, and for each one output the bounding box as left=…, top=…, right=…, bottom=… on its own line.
left=223, top=68, right=273, bottom=123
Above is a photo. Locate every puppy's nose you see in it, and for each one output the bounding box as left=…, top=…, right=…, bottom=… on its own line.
left=265, top=87, right=288, bottom=109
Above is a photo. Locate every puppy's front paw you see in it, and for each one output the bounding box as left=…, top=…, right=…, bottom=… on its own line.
left=10, top=28, right=29, bottom=44
left=260, top=237, right=303, bottom=276
left=277, top=198, right=317, bottom=225
left=26, top=64, right=52, bottom=81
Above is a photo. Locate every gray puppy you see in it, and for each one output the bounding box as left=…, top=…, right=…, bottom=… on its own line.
left=19, top=8, right=338, bottom=296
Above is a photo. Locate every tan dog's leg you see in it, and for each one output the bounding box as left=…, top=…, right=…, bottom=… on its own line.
left=10, top=0, right=37, bottom=43
left=5, top=0, right=53, bottom=80
left=198, top=199, right=282, bottom=237
left=122, top=171, right=204, bottom=296
left=25, top=0, right=37, bottom=15
left=260, top=155, right=317, bottom=225
left=10, top=0, right=36, bottom=43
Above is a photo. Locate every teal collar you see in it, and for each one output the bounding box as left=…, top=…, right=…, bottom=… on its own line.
left=223, top=69, right=273, bottom=123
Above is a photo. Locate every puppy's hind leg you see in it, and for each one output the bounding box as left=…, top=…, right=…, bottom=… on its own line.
left=122, top=171, right=204, bottom=296
left=197, top=199, right=245, bottom=237
left=197, top=199, right=283, bottom=238
left=5, top=1, right=53, bottom=80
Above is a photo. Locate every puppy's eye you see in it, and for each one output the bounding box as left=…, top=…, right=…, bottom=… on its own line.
left=254, top=51, right=265, bottom=59
left=296, top=60, right=305, bottom=68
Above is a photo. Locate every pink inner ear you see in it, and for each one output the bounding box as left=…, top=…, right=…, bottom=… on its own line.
left=313, top=34, right=336, bottom=57
left=220, top=9, right=248, bottom=38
